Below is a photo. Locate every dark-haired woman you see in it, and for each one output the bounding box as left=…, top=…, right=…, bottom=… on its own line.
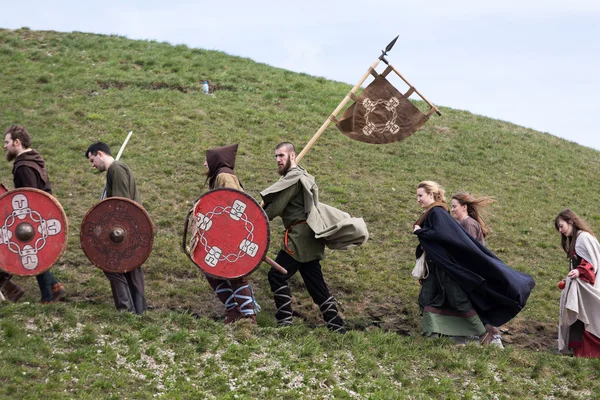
left=413, top=181, right=535, bottom=343
left=555, top=209, right=600, bottom=358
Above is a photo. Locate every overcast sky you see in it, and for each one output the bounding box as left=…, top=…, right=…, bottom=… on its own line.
left=2, top=1, right=599, bottom=149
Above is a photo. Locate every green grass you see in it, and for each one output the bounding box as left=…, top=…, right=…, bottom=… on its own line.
left=1, top=27, right=599, bottom=398
left=1, top=303, right=598, bottom=399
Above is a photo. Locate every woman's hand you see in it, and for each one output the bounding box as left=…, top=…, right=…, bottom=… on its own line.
left=413, top=225, right=421, bottom=232
left=567, top=269, right=580, bottom=279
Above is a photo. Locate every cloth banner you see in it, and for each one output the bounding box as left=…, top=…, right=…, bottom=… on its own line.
left=336, top=75, right=429, bottom=144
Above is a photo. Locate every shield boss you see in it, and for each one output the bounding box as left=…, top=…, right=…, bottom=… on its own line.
left=186, top=188, right=269, bottom=279
left=0, top=188, right=68, bottom=276
left=81, top=197, right=154, bottom=273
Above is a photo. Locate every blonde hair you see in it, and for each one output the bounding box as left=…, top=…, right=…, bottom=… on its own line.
left=417, top=180, right=446, bottom=204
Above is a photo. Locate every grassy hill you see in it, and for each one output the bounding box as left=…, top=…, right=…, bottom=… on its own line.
left=1, top=28, right=600, bottom=399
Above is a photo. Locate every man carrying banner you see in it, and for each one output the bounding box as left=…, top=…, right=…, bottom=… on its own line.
left=201, top=144, right=258, bottom=323
left=260, top=142, right=368, bottom=333
left=3, top=124, right=66, bottom=303
left=85, top=142, right=147, bottom=314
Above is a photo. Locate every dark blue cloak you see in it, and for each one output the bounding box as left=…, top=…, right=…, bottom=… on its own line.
left=414, top=206, right=536, bottom=327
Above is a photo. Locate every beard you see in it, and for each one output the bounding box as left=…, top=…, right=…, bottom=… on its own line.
left=5, top=151, right=16, bottom=162
left=277, top=158, right=292, bottom=176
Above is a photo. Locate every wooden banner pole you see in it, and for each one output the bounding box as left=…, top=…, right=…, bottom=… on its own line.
left=296, top=57, right=383, bottom=163
left=387, top=65, right=442, bottom=116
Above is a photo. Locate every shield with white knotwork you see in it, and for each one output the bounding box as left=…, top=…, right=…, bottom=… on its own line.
left=0, top=188, right=68, bottom=276
left=80, top=197, right=154, bottom=273
left=183, top=188, right=270, bottom=279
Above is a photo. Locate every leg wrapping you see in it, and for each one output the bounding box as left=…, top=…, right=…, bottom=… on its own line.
left=273, top=285, right=293, bottom=326
left=320, top=296, right=345, bottom=333
left=234, top=284, right=260, bottom=316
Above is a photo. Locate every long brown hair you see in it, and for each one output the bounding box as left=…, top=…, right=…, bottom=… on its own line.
left=554, top=209, right=594, bottom=256
left=452, top=192, right=495, bottom=238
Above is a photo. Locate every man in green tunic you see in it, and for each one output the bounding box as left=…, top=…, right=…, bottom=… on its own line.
left=260, top=142, right=345, bottom=333
left=85, top=142, right=147, bottom=315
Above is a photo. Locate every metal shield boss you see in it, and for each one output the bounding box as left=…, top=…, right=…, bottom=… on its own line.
left=185, top=188, right=269, bottom=279
left=81, top=197, right=154, bottom=273
left=0, top=188, right=68, bottom=276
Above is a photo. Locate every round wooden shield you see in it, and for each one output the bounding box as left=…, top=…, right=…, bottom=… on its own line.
left=80, top=197, right=154, bottom=273
left=0, top=188, right=68, bottom=277
left=186, top=188, right=269, bottom=279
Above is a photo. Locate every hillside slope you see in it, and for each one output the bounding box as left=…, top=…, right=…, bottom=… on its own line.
left=1, top=28, right=599, bottom=398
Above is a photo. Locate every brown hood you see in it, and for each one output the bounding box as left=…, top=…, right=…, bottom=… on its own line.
left=13, top=149, right=51, bottom=192
left=206, top=144, right=241, bottom=190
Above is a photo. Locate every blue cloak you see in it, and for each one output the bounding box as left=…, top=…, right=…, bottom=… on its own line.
left=415, top=206, right=536, bottom=327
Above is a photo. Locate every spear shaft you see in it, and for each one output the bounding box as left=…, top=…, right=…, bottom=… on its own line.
left=101, top=131, right=133, bottom=199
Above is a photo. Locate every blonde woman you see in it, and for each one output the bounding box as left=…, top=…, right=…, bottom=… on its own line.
left=413, top=181, right=535, bottom=344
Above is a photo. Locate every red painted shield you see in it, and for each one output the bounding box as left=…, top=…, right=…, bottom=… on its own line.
left=0, top=188, right=68, bottom=276
left=185, top=188, right=269, bottom=279
left=80, top=197, right=154, bottom=273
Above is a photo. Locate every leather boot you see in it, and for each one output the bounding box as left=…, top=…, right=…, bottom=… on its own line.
left=481, top=324, right=504, bottom=349
left=213, top=281, right=242, bottom=324
left=41, top=283, right=67, bottom=304
left=1, top=280, right=25, bottom=303
left=51, top=283, right=66, bottom=302
left=224, top=307, right=243, bottom=324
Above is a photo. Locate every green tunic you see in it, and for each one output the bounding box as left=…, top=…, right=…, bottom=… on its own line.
left=263, top=170, right=325, bottom=263
left=106, top=160, right=140, bottom=204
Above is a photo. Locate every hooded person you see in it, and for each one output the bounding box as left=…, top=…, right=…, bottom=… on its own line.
left=2, top=125, right=66, bottom=303
left=202, top=144, right=258, bottom=324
